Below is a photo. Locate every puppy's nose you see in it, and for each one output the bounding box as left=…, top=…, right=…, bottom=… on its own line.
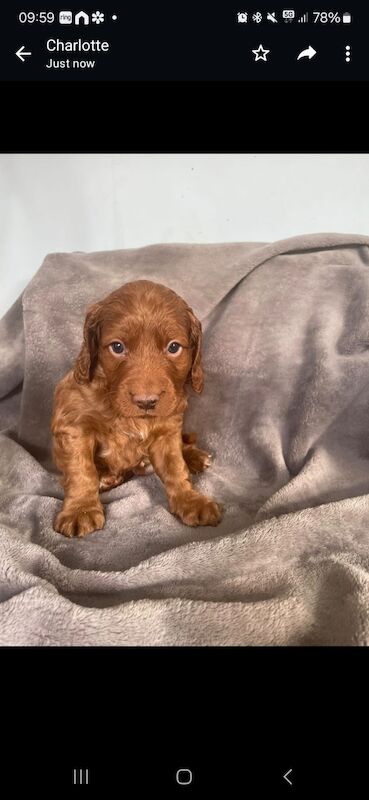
left=132, top=394, right=159, bottom=410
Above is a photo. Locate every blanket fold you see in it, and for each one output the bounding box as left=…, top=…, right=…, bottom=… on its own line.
left=1, top=232, right=369, bottom=645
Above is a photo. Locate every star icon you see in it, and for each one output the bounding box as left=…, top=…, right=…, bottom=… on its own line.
left=252, top=44, right=270, bottom=61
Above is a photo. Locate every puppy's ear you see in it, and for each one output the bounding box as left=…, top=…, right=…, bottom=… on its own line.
left=74, top=302, right=102, bottom=384
left=187, top=307, right=204, bottom=394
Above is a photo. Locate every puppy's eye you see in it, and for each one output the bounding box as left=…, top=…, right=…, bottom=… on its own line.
left=167, top=341, right=183, bottom=356
left=109, top=341, right=126, bottom=356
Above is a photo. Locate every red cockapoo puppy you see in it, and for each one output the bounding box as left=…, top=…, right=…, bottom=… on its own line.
left=51, top=280, right=223, bottom=537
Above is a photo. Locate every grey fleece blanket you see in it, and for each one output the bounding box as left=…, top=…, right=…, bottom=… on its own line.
left=1, top=233, right=369, bottom=645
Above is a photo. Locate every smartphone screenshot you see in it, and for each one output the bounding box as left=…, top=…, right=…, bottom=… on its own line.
left=1, top=0, right=367, bottom=792
left=0, top=2, right=366, bottom=80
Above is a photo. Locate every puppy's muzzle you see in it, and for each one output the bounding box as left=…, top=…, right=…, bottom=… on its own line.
left=132, top=393, right=160, bottom=411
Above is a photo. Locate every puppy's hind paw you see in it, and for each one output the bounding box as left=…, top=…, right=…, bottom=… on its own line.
left=183, top=445, right=213, bottom=474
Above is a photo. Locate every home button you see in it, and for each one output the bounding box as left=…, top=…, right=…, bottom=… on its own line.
left=176, top=768, right=193, bottom=785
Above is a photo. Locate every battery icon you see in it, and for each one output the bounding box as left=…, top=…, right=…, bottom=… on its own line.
left=342, top=12, right=351, bottom=23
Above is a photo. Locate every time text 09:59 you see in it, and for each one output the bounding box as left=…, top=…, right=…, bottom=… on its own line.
left=19, top=11, right=55, bottom=23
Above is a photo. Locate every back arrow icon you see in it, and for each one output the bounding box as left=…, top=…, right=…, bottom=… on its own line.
left=297, top=45, right=316, bottom=60
left=283, top=768, right=293, bottom=786
left=16, top=46, right=32, bottom=62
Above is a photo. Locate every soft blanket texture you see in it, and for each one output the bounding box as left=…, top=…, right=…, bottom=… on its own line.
left=1, top=233, right=369, bottom=645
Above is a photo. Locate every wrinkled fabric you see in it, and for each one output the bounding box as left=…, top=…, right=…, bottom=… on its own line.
left=1, top=232, right=369, bottom=645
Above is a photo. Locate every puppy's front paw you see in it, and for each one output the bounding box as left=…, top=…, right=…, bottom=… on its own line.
left=54, top=504, right=105, bottom=537
left=171, top=491, right=223, bottom=527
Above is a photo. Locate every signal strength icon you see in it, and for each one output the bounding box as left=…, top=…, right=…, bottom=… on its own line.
left=298, top=12, right=308, bottom=22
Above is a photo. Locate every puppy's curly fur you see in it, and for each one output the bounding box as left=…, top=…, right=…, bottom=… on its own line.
left=51, top=280, right=222, bottom=537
